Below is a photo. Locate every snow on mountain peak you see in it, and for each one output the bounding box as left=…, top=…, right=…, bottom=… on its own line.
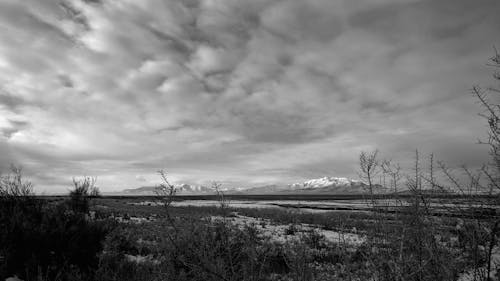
left=291, top=177, right=365, bottom=189
left=174, top=183, right=211, bottom=193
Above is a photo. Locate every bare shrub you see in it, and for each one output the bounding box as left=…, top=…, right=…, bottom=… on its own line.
left=0, top=168, right=110, bottom=280
left=0, top=165, right=33, bottom=198
left=359, top=150, right=380, bottom=206
left=69, top=176, right=100, bottom=214
left=358, top=150, right=462, bottom=281
left=356, top=50, right=500, bottom=281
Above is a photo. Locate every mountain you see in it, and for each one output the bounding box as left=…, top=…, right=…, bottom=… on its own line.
left=299, top=177, right=365, bottom=189
left=176, top=184, right=213, bottom=193
left=123, top=184, right=216, bottom=195
left=122, top=186, right=157, bottom=195
left=241, top=177, right=387, bottom=195
left=121, top=176, right=388, bottom=195
left=232, top=184, right=287, bottom=194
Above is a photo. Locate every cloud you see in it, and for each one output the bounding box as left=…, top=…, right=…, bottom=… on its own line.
left=0, top=0, right=498, bottom=192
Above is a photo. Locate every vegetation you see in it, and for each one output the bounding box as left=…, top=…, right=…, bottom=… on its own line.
left=0, top=168, right=111, bottom=280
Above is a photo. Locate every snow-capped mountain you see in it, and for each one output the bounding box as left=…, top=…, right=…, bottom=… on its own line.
left=281, top=176, right=374, bottom=194
left=291, top=177, right=366, bottom=189
left=239, top=176, right=380, bottom=194
left=175, top=184, right=212, bottom=193
left=123, top=183, right=216, bottom=195
left=122, top=176, right=384, bottom=195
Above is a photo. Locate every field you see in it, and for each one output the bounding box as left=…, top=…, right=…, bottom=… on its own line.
left=27, top=193, right=497, bottom=281
left=2, top=173, right=500, bottom=281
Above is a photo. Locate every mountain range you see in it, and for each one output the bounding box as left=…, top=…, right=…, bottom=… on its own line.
left=121, top=176, right=387, bottom=195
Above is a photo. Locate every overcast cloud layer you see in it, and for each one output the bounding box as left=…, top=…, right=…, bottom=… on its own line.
left=0, top=0, right=499, bottom=192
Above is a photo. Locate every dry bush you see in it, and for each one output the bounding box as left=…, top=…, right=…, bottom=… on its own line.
left=0, top=169, right=110, bottom=281
left=355, top=50, right=500, bottom=281
left=69, top=176, right=100, bottom=214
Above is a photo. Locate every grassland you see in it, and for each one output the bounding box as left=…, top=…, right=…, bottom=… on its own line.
left=82, top=195, right=500, bottom=280
left=2, top=175, right=499, bottom=281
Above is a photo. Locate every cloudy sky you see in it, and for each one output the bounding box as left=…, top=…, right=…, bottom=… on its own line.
left=0, top=0, right=499, bottom=193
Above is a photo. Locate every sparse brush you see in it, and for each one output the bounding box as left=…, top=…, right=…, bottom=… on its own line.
left=69, top=176, right=100, bottom=214
left=0, top=165, right=33, bottom=198
left=0, top=170, right=111, bottom=281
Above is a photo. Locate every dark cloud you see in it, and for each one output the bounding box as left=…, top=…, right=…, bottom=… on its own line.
left=0, top=92, right=25, bottom=111
left=0, top=0, right=498, bottom=191
left=261, top=0, right=343, bottom=43
left=58, top=75, right=74, bottom=88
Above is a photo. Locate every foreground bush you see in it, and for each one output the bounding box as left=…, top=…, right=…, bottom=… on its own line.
left=0, top=168, right=112, bottom=281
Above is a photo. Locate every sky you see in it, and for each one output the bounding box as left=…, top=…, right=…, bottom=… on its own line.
left=0, top=0, right=499, bottom=193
